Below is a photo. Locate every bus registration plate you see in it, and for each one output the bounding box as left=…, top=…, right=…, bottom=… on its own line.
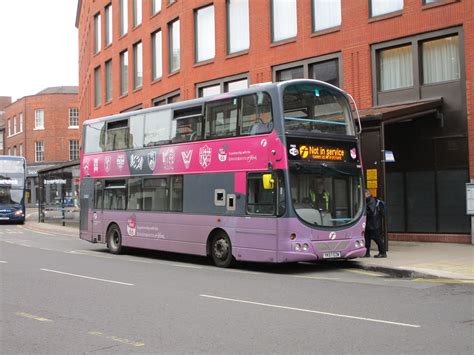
left=323, top=251, right=341, bottom=258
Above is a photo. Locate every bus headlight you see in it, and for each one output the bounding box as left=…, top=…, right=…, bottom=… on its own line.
left=294, top=243, right=301, bottom=251
left=302, top=243, right=309, bottom=251
left=15, top=210, right=23, bottom=216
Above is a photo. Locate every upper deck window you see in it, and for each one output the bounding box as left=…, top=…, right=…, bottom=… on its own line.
left=283, top=83, right=354, bottom=135
left=205, top=98, right=238, bottom=139
left=106, top=119, right=129, bottom=150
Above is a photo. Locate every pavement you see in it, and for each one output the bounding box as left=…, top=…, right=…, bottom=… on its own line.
left=24, top=208, right=474, bottom=281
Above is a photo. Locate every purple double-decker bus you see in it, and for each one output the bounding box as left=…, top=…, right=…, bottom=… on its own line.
left=80, top=79, right=367, bottom=267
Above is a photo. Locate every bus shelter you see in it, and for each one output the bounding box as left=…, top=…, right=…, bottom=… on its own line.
left=38, top=161, right=80, bottom=226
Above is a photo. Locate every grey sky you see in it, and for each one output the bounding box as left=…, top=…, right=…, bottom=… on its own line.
left=0, top=0, right=79, bottom=102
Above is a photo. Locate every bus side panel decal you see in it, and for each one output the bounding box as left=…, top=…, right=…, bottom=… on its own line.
left=234, top=172, right=246, bottom=195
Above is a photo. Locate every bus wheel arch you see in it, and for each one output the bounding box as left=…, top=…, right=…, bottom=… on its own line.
left=106, top=223, right=123, bottom=254
left=207, top=228, right=234, bottom=268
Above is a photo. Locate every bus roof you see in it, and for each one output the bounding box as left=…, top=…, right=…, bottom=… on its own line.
left=0, top=155, right=26, bottom=162
left=83, top=79, right=347, bottom=126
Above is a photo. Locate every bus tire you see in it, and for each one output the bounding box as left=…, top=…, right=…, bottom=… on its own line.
left=107, top=224, right=123, bottom=255
left=211, top=231, right=234, bottom=268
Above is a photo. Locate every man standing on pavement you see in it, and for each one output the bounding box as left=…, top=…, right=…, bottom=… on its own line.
left=364, top=189, right=387, bottom=258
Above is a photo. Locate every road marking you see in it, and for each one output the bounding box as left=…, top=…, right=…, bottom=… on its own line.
left=345, top=269, right=387, bottom=277
left=414, top=278, right=474, bottom=284
left=88, top=331, right=145, bottom=347
left=18, top=225, right=76, bottom=238
left=200, top=294, right=421, bottom=328
left=40, top=268, right=134, bottom=286
left=170, top=263, right=202, bottom=269
left=293, top=275, right=340, bottom=281
left=16, top=312, right=52, bottom=322
left=0, top=261, right=7, bottom=263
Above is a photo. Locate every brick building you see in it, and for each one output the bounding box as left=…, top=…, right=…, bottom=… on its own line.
left=2, top=87, right=80, bottom=206
left=0, top=96, right=12, bottom=155
left=76, top=0, right=473, bottom=243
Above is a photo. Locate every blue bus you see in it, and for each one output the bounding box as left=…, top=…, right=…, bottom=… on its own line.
left=0, top=156, right=26, bottom=224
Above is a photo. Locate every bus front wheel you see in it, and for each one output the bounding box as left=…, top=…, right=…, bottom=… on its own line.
left=107, top=224, right=123, bottom=255
left=211, top=231, right=234, bottom=268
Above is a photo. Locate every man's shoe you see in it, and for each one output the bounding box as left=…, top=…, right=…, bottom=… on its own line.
left=363, top=254, right=371, bottom=258
left=374, top=254, right=387, bottom=258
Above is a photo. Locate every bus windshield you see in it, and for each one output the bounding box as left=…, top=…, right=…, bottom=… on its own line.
left=290, top=163, right=363, bottom=227
left=0, top=187, right=23, bottom=206
left=283, top=83, right=354, bottom=135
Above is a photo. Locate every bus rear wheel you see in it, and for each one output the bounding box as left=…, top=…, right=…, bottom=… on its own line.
left=107, top=224, right=122, bottom=254
left=211, top=231, right=234, bottom=268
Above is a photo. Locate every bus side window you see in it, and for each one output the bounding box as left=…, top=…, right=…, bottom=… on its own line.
left=205, top=98, right=238, bottom=139
left=104, top=180, right=127, bottom=210
left=94, top=181, right=103, bottom=209
left=106, top=119, right=129, bottom=151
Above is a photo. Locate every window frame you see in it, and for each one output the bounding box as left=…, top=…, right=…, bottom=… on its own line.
left=94, top=12, right=102, bottom=54
left=272, top=53, right=343, bottom=87
left=168, top=18, right=181, bottom=74
left=226, top=0, right=250, bottom=55
left=311, top=0, right=341, bottom=33
left=369, top=0, right=404, bottom=18
left=35, top=109, right=45, bottom=130
left=194, top=4, right=216, bottom=63
left=152, top=29, right=163, bottom=81
left=35, top=141, right=44, bottom=162
left=133, top=41, right=143, bottom=89
left=105, top=3, right=113, bottom=46
left=69, top=108, right=79, bottom=128
left=270, top=0, right=298, bottom=44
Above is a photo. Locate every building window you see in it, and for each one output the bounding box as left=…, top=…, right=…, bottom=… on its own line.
left=227, top=0, right=249, bottom=54
left=35, top=109, right=44, bottom=129
left=105, top=60, right=112, bottom=102
left=197, top=74, right=249, bottom=97
left=226, top=78, right=248, bottom=92
left=195, top=5, right=215, bottom=63
left=310, top=59, right=340, bottom=86
left=69, top=108, right=79, bottom=127
left=13, top=146, right=17, bottom=156
left=152, top=0, right=161, bottom=15
left=19, top=144, right=23, bottom=157
left=13, top=116, right=17, bottom=134
left=422, top=35, right=460, bottom=85
left=271, top=0, right=297, bottom=43
left=94, top=12, right=101, bottom=53
left=152, top=29, right=163, bottom=80
left=94, top=66, right=102, bottom=107
left=312, top=0, right=341, bottom=32
left=120, top=0, right=128, bottom=36
left=152, top=90, right=181, bottom=106
left=120, top=50, right=129, bottom=95
left=379, top=45, right=413, bottom=91
left=274, top=54, right=342, bottom=86
left=200, top=85, right=221, bottom=98
left=167, top=0, right=176, bottom=5
left=7, top=119, right=11, bottom=136
left=35, top=141, right=44, bottom=162
left=168, top=19, right=180, bottom=73
left=370, top=0, right=403, bottom=17
left=0, top=131, right=3, bottom=150
left=19, top=113, right=23, bottom=132
left=105, top=4, right=113, bottom=46
left=276, top=66, right=304, bottom=81
left=133, top=41, right=143, bottom=89
left=133, top=0, right=142, bottom=27
left=69, top=140, right=79, bottom=160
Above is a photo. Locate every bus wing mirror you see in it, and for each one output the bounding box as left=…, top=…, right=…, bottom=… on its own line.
left=262, top=174, right=274, bottom=190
